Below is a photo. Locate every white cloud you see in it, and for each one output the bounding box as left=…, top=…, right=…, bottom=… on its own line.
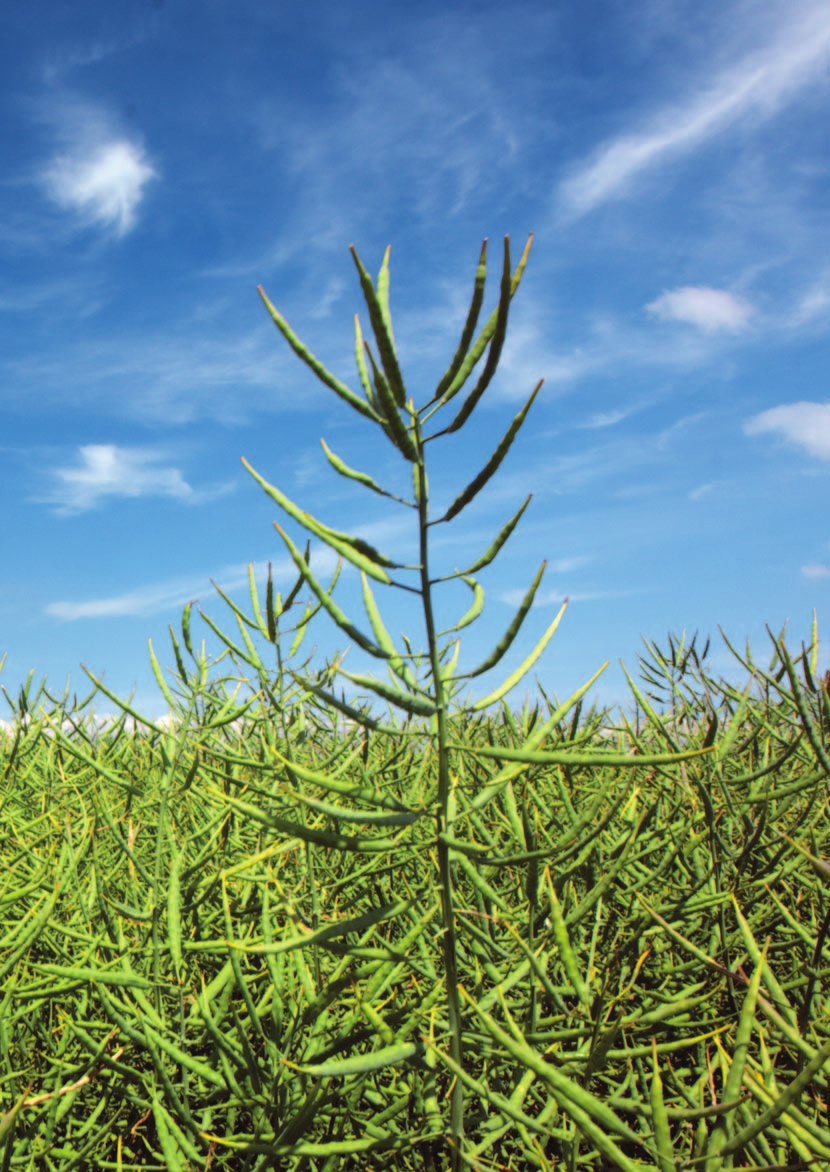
left=35, top=96, right=157, bottom=236
left=558, top=6, right=830, bottom=218
left=35, top=445, right=223, bottom=515
left=802, top=564, right=830, bottom=579
left=43, top=139, right=156, bottom=236
left=647, top=287, right=753, bottom=333
left=744, top=402, right=830, bottom=460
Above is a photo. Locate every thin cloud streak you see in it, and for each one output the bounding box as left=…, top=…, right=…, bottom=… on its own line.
left=34, top=445, right=234, bottom=515
left=44, top=555, right=322, bottom=621
left=558, top=6, right=830, bottom=218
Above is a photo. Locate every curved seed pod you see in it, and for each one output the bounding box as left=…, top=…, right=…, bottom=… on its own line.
left=545, top=874, right=590, bottom=1004
left=466, top=743, right=710, bottom=766
left=444, top=237, right=512, bottom=434
left=441, top=380, right=543, bottom=522
left=440, top=576, right=485, bottom=636
left=313, top=518, right=398, bottom=570
left=299, top=1041, right=422, bottom=1079
left=649, top=1040, right=675, bottom=1172
left=264, top=563, right=278, bottom=642
left=376, top=245, right=397, bottom=351
left=459, top=987, right=644, bottom=1161
left=242, top=458, right=393, bottom=582
left=334, top=665, right=439, bottom=717
left=181, top=600, right=194, bottom=656
left=320, top=438, right=387, bottom=498
left=166, top=844, right=185, bottom=984
left=364, top=343, right=419, bottom=461
left=353, top=314, right=378, bottom=410
left=715, top=1038, right=830, bottom=1162
left=258, top=285, right=381, bottom=422
left=433, top=238, right=488, bottom=401
left=437, top=233, right=533, bottom=408
left=463, top=561, right=547, bottom=679
left=198, top=608, right=256, bottom=668
left=280, top=790, right=420, bottom=827
left=457, top=494, right=532, bottom=576
left=209, top=575, right=266, bottom=634
left=274, top=523, right=390, bottom=659
left=210, top=793, right=410, bottom=861
left=706, top=947, right=766, bottom=1168
left=246, top=562, right=268, bottom=637
left=270, top=747, right=416, bottom=812
left=148, top=639, right=176, bottom=709
left=291, top=672, right=384, bottom=731
left=471, top=595, right=567, bottom=703
left=350, top=245, right=407, bottom=407
left=283, top=543, right=314, bottom=611
left=360, top=572, right=417, bottom=688
left=778, top=636, right=830, bottom=776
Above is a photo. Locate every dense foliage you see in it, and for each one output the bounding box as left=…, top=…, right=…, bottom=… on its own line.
left=2, top=236, right=829, bottom=1170
left=1, top=631, right=830, bottom=1170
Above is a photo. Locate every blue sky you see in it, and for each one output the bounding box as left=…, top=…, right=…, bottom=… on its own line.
left=2, top=0, right=829, bottom=722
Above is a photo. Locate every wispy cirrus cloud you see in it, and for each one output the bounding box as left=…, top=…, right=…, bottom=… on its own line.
left=647, top=287, right=753, bottom=333
left=802, top=564, right=830, bottom=580
left=35, top=445, right=233, bottom=515
left=557, top=5, right=830, bottom=219
left=788, top=274, right=830, bottom=330
left=744, top=402, right=830, bottom=461
left=45, top=552, right=337, bottom=621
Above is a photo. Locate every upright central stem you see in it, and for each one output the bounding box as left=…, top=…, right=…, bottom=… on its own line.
left=414, top=443, right=464, bottom=1165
